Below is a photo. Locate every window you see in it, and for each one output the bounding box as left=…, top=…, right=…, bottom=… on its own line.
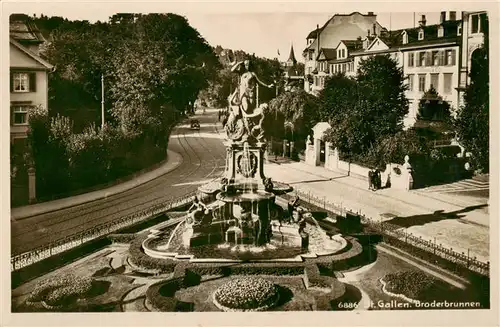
left=309, top=51, right=314, bottom=60
left=471, top=13, right=487, bottom=34
left=443, top=73, right=452, bottom=94
left=408, top=53, right=414, bottom=67
left=437, top=26, right=444, bottom=38
left=12, top=73, right=30, bottom=92
left=457, top=24, right=462, bottom=36
left=418, top=29, right=424, bottom=40
left=432, top=51, right=439, bottom=66
left=430, top=73, right=439, bottom=90
left=418, top=52, right=425, bottom=67
left=418, top=74, right=426, bottom=92
left=445, top=49, right=456, bottom=65
left=471, top=14, right=479, bottom=33
left=12, top=106, right=29, bottom=125
left=402, top=32, right=408, bottom=44
left=408, top=74, right=414, bottom=91
left=314, top=76, right=318, bottom=86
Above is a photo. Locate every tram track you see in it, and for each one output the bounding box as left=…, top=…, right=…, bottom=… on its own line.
left=11, top=111, right=227, bottom=255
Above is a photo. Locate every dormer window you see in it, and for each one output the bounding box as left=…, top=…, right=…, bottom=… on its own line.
left=402, top=31, right=408, bottom=44
left=437, top=26, right=444, bottom=38
left=418, top=29, right=424, bottom=40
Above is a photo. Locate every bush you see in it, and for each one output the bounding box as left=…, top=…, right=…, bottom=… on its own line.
left=107, top=233, right=137, bottom=244
left=128, top=236, right=177, bottom=273
left=146, top=279, right=183, bottom=311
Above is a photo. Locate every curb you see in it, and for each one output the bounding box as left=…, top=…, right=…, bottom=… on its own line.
left=11, top=150, right=183, bottom=220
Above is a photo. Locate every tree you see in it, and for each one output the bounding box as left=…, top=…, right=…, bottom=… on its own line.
left=416, top=86, right=452, bottom=121
left=317, top=73, right=357, bottom=122
left=267, top=89, right=319, bottom=142
left=455, top=14, right=489, bottom=172
left=356, top=54, right=409, bottom=137
left=321, top=55, right=409, bottom=160
left=107, top=14, right=220, bottom=135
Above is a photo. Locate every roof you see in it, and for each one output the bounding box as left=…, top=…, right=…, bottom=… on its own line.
left=341, top=39, right=363, bottom=51
left=351, top=20, right=461, bottom=55
left=10, top=37, right=54, bottom=70
left=317, top=48, right=337, bottom=61
left=304, top=12, right=383, bottom=51
left=9, top=14, right=46, bottom=44
left=287, top=44, right=297, bottom=64
left=307, top=29, right=319, bottom=39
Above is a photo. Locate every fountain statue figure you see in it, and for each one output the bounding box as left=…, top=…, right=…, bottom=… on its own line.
left=225, top=59, right=273, bottom=143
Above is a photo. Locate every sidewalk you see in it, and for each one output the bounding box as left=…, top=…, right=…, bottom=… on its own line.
left=11, top=150, right=183, bottom=220
left=265, top=160, right=490, bottom=263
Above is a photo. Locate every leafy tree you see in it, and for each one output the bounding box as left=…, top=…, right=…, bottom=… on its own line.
left=416, top=86, right=452, bottom=121
left=321, top=55, right=408, bottom=160
left=454, top=14, right=489, bottom=172
left=317, top=73, right=357, bottom=122
left=267, top=89, right=319, bottom=142
left=108, top=14, right=219, bottom=135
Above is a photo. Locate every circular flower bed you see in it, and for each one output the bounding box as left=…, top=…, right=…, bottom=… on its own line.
left=26, top=275, right=94, bottom=309
left=382, top=271, right=439, bottom=301
left=213, top=277, right=279, bottom=311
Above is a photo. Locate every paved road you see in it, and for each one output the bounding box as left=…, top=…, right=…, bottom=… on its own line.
left=11, top=109, right=227, bottom=255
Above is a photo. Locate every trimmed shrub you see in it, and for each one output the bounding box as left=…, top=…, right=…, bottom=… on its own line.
left=146, top=279, right=182, bottom=311
left=107, top=233, right=137, bottom=244
left=128, top=236, right=177, bottom=273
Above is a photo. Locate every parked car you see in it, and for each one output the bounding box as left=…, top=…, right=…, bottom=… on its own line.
left=190, top=119, right=200, bottom=130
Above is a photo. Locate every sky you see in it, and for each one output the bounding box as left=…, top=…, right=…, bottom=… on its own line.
left=11, top=3, right=466, bottom=62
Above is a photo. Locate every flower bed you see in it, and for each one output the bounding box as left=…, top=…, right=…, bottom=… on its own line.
left=26, top=275, right=93, bottom=308
left=382, top=271, right=439, bottom=301
left=213, top=277, right=279, bottom=311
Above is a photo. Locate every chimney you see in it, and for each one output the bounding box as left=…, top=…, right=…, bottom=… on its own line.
left=373, top=23, right=377, bottom=36
left=450, top=11, right=457, bottom=21
left=419, top=15, right=426, bottom=27
left=440, top=11, right=446, bottom=24
left=368, top=11, right=374, bottom=16
left=316, top=24, right=320, bottom=55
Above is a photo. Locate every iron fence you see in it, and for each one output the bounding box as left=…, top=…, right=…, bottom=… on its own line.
left=290, top=187, right=490, bottom=277
left=11, top=192, right=195, bottom=272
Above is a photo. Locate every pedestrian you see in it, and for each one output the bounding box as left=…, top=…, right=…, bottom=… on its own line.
left=368, top=169, right=374, bottom=190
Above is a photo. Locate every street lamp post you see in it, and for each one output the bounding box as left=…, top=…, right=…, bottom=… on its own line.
left=101, top=74, right=105, bottom=129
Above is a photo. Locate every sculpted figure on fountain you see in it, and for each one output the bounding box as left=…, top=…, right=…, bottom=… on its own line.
left=225, top=59, right=273, bottom=143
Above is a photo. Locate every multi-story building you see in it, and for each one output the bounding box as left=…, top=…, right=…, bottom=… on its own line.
left=457, top=11, right=488, bottom=108
left=309, top=12, right=464, bottom=128
left=9, top=14, right=54, bottom=144
left=303, top=12, right=386, bottom=93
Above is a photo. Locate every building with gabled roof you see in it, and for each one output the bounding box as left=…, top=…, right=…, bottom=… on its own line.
left=303, top=12, right=386, bottom=93
left=9, top=14, right=54, bottom=142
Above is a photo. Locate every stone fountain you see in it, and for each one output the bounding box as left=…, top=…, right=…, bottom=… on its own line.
left=185, top=59, right=302, bottom=251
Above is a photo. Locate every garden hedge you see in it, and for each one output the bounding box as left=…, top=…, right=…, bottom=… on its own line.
left=128, top=236, right=176, bottom=273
